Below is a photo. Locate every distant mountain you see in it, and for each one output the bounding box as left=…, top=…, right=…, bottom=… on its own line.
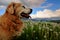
left=22, top=17, right=60, bottom=23
left=21, top=17, right=60, bottom=23
left=31, top=17, right=60, bottom=21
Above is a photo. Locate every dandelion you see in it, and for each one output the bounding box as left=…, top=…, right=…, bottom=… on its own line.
left=59, top=32, right=60, bottom=34
left=54, top=31, right=58, bottom=36
left=25, top=27, right=28, bottom=30
left=56, top=33, right=58, bottom=36
left=26, top=34, right=29, bottom=37
left=22, top=31, right=24, bottom=33
left=44, top=35, right=47, bottom=38
left=33, top=30, right=36, bottom=33
left=50, top=29, right=53, bottom=31
left=46, top=27, right=49, bottom=30
left=47, top=32, right=49, bottom=34
left=36, top=37, right=38, bottom=39
left=39, top=27, right=41, bottom=30
left=43, top=26, right=45, bottom=28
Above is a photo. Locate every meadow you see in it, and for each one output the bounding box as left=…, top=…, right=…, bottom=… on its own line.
left=14, top=20, right=60, bottom=40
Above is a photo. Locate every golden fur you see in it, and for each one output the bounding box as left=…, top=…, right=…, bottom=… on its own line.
left=0, top=2, right=32, bottom=40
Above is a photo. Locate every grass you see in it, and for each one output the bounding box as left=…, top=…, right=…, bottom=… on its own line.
left=14, top=20, right=60, bottom=40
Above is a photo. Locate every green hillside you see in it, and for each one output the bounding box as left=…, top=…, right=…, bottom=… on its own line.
left=49, top=20, right=60, bottom=23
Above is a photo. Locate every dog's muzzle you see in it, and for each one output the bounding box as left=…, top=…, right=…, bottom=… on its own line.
left=21, top=9, right=32, bottom=18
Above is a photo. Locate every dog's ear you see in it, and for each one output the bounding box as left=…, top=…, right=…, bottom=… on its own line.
left=6, top=3, right=14, bottom=14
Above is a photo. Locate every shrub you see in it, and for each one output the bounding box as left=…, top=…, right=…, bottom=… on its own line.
left=14, top=20, right=60, bottom=40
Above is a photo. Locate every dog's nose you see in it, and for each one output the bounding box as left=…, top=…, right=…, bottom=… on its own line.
left=29, top=9, right=32, bottom=14
left=30, top=9, right=32, bottom=13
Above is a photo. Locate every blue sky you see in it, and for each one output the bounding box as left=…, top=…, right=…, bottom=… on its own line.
left=32, top=0, right=60, bottom=14
left=0, top=8, right=6, bottom=15
left=0, top=0, right=60, bottom=18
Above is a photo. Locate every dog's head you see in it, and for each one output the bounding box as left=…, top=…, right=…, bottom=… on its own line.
left=6, top=2, right=32, bottom=18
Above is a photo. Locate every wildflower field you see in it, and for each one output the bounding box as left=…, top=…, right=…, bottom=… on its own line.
left=15, top=20, right=60, bottom=40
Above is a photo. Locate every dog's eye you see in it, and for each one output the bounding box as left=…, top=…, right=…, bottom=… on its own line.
left=22, top=6, right=25, bottom=8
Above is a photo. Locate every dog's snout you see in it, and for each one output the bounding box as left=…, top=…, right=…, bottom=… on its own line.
left=29, top=9, right=32, bottom=14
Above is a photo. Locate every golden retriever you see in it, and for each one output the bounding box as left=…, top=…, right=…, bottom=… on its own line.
left=0, top=2, right=32, bottom=40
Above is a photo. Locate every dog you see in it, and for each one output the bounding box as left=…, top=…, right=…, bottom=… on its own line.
left=0, top=2, right=32, bottom=40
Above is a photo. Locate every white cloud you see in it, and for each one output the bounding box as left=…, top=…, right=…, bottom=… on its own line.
left=0, top=0, right=45, bottom=15
left=0, top=5, right=6, bottom=10
left=0, top=0, right=21, bottom=5
left=31, top=9, right=60, bottom=18
left=0, top=0, right=21, bottom=11
left=40, top=3, right=53, bottom=8
left=20, top=0, right=45, bottom=8
left=0, top=0, right=45, bottom=8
